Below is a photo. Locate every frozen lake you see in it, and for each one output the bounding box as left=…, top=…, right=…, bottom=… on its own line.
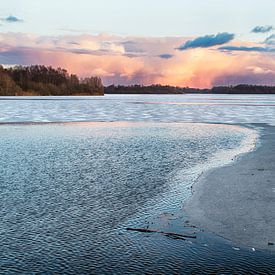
left=0, top=94, right=275, bottom=124
left=0, top=94, right=274, bottom=274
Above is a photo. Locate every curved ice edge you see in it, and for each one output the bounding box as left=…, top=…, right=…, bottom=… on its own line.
left=120, top=123, right=259, bottom=234
left=182, top=124, right=275, bottom=252
left=166, top=124, right=259, bottom=213
left=185, top=123, right=259, bottom=198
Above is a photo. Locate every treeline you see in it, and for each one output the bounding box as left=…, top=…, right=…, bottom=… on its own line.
left=188, top=84, right=275, bottom=94
left=211, top=85, right=275, bottom=94
left=0, top=65, right=104, bottom=96
left=105, top=84, right=275, bottom=94
left=104, top=84, right=186, bottom=94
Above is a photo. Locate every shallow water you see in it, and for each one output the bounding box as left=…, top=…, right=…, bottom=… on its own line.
left=0, top=95, right=275, bottom=274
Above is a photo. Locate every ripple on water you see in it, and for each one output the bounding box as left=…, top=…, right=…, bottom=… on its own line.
left=0, top=122, right=274, bottom=274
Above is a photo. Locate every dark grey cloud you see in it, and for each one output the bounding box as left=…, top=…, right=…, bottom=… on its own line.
left=158, top=54, right=173, bottom=59
left=67, top=41, right=80, bottom=45
left=177, top=32, right=234, bottom=50
left=121, top=41, right=145, bottom=54
left=264, top=34, right=275, bottom=45
left=251, top=25, right=273, bottom=33
left=54, top=47, right=113, bottom=56
left=1, top=15, right=23, bottom=23
left=219, top=45, right=275, bottom=53
left=0, top=48, right=33, bottom=65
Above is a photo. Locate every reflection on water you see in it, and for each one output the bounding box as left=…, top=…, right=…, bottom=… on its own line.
left=1, top=122, right=274, bottom=274
left=0, top=94, right=275, bottom=124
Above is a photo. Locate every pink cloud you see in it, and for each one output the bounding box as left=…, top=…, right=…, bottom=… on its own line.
left=1, top=32, right=275, bottom=88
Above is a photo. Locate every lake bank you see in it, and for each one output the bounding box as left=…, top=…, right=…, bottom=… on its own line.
left=185, top=124, right=275, bottom=251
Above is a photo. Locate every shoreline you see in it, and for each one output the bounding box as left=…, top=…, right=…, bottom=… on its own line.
left=184, top=124, right=275, bottom=251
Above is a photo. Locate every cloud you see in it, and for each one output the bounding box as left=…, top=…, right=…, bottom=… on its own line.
left=219, top=45, right=275, bottom=53
left=264, top=34, right=275, bottom=45
left=0, top=32, right=182, bottom=86
left=1, top=32, right=275, bottom=88
left=121, top=41, right=145, bottom=54
left=251, top=25, right=273, bottom=33
left=158, top=54, right=173, bottom=59
left=0, top=49, right=30, bottom=65
left=177, top=32, right=234, bottom=50
left=227, top=35, right=275, bottom=52
left=1, top=15, right=23, bottom=23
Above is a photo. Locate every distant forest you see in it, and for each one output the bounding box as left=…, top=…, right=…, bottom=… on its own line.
left=105, top=84, right=275, bottom=94
left=104, top=84, right=186, bottom=94
left=210, top=85, right=275, bottom=94
left=0, top=65, right=104, bottom=96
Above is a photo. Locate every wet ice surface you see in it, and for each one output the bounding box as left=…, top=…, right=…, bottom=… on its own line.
left=0, top=94, right=275, bottom=124
left=0, top=95, right=275, bottom=274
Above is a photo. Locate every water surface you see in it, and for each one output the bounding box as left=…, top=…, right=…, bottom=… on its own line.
left=0, top=95, right=275, bottom=274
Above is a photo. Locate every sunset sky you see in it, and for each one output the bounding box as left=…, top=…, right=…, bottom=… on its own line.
left=1, top=0, right=275, bottom=88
